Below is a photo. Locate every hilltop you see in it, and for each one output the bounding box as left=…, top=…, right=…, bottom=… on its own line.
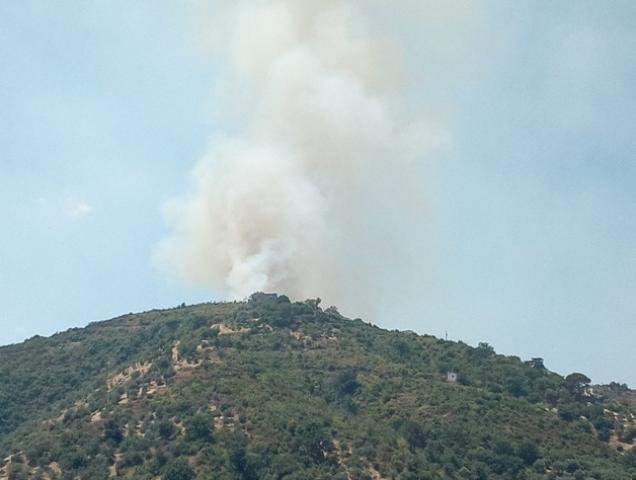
left=0, top=294, right=635, bottom=479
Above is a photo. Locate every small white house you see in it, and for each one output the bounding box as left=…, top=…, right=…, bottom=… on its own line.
left=446, top=371, right=458, bottom=383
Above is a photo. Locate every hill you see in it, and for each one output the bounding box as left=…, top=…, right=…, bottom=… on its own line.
left=0, top=294, right=635, bottom=480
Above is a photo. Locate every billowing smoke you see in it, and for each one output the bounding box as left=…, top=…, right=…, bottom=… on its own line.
left=157, top=0, right=447, bottom=319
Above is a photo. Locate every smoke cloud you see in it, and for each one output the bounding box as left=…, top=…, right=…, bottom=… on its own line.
left=157, top=0, right=448, bottom=318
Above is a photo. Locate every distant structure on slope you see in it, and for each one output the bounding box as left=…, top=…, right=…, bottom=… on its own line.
left=447, top=371, right=458, bottom=383
left=249, top=292, right=279, bottom=304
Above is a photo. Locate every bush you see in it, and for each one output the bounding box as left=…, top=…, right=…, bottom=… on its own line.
left=164, top=459, right=195, bottom=480
left=104, top=418, right=124, bottom=444
left=404, top=421, right=427, bottom=449
left=184, top=413, right=213, bottom=442
left=517, top=441, right=540, bottom=465
left=334, top=370, right=360, bottom=397
left=158, top=420, right=176, bottom=440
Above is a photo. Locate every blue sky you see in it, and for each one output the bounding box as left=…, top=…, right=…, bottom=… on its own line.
left=1, top=1, right=635, bottom=386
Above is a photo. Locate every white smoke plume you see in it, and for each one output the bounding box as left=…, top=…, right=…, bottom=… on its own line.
left=157, top=0, right=448, bottom=319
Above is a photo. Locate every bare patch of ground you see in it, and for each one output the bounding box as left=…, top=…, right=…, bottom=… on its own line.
left=610, top=434, right=635, bottom=451
left=171, top=341, right=203, bottom=376
left=109, top=452, right=123, bottom=478
left=145, top=381, right=168, bottom=396
left=91, top=410, right=103, bottom=423
left=333, top=440, right=353, bottom=480
left=107, top=362, right=151, bottom=391
left=211, top=323, right=251, bottom=335
left=368, top=465, right=388, bottom=480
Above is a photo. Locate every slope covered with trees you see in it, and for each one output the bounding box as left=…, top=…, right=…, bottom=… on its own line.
left=0, top=294, right=635, bottom=480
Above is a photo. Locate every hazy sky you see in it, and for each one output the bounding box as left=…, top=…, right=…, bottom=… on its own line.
left=1, top=1, right=635, bottom=386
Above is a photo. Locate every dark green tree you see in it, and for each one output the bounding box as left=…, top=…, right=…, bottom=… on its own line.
left=158, top=420, right=176, bottom=440
left=164, top=459, right=195, bottom=480
left=565, top=373, right=591, bottom=397
left=517, top=440, right=540, bottom=465
left=185, top=413, right=213, bottom=442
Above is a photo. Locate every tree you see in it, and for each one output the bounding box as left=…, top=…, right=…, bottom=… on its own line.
left=164, top=459, right=195, bottom=480
left=475, top=342, right=495, bottom=358
left=228, top=433, right=257, bottom=480
left=334, top=369, right=360, bottom=397
left=504, top=375, right=526, bottom=397
left=158, top=420, right=176, bottom=440
left=527, top=358, right=545, bottom=370
left=564, top=373, right=591, bottom=397
left=7, top=463, right=27, bottom=480
left=404, top=420, right=427, bottom=449
left=517, top=440, right=540, bottom=465
left=185, top=413, right=213, bottom=441
left=295, top=421, right=332, bottom=464
left=624, top=449, right=636, bottom=468
left=104, top=418, right=123, bottom=444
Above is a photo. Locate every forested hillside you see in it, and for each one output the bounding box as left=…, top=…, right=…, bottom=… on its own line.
left=1, top=294, right=635, bottom=479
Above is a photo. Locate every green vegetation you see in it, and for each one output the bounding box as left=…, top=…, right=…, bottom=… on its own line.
left=0, top=294, right=635, bottom=479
